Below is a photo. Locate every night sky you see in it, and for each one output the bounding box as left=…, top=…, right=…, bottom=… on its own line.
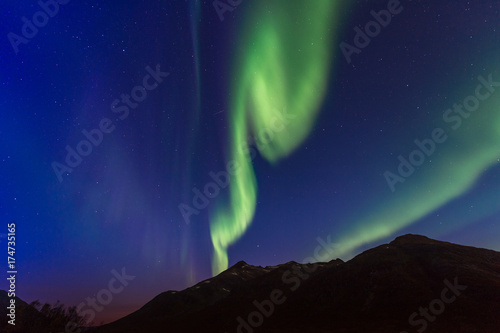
left=1, top=0, right=500, bottom=325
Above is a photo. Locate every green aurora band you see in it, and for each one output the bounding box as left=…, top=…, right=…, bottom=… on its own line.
left=326, top=71, right=500, bottom=260
left=209, top=1, right=347, bottom=275
left=210, top=1, right=499, bottom=275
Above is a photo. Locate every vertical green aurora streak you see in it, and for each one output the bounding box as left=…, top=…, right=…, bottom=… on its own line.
left=209, top=1, right=347, bottom=275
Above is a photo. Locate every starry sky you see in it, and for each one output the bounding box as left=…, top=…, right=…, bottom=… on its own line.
left=1, top=0, right=500, bottom=325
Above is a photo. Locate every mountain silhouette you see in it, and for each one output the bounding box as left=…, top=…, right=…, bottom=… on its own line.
left=3, top=234, right=499, bottom=332
left=88, top=234, right=500, bottom=333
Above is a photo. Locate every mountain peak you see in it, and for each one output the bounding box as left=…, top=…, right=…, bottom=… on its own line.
left=390, top=233, right=436, bottom=245
left=228, top=260, right=251, bottom=270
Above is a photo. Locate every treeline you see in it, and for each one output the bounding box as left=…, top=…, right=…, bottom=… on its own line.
left=2, top=299, right=87, bottom=333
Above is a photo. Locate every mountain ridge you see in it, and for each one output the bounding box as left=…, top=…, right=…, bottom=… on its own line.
left=90, top=234, right=500, bottom=333
left=2, top=234, right=499, bottom=332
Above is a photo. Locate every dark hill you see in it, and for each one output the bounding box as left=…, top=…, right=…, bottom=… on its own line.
left=90, top=234, right=500, bottom=333
left=0, top=290, right=51, bottom=332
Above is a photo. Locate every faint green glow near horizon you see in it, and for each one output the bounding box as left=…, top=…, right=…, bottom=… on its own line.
left=326, top=75, right=500, bottom=261
left=209, top=1, right=347, bottom=275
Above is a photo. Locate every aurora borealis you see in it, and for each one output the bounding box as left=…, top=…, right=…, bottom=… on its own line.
left=1, top=0, right=500, bottom=325
left=209, top=0, right=347, bottom=275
